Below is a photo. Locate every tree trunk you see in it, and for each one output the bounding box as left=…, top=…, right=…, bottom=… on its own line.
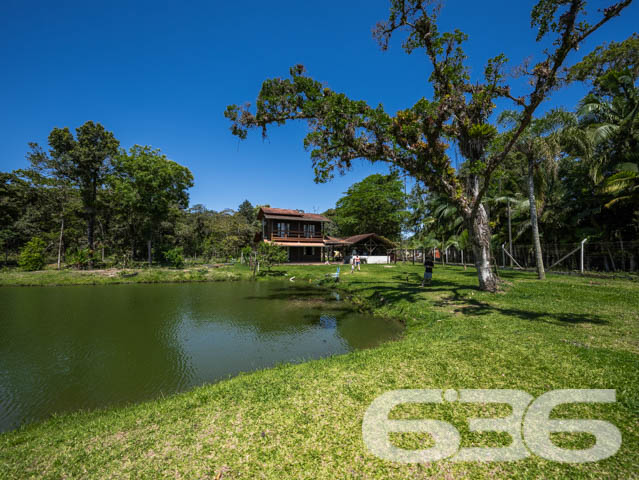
left=87, top=214, right=95, bottom=268
left=468, top=204, right=498, bottom=292
left=57, top=217, right=65, bottom=270
left=528, top=158, right=545, bottom=280
left=147, top=238, right=152, bottom=266
left=98, top=219, right=106, bottom=264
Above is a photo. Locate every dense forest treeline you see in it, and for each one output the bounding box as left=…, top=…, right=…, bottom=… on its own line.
left=0, top=124, right=255, bottom=269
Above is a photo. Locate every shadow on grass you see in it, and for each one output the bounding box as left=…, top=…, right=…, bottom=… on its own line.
left=350, top=273, right=609, bottom=326
left=444, top=297, right=609, bottom=325
left=257, top=270, right=288, bottom=277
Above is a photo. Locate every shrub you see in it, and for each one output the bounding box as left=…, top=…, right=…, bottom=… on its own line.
left=257, top=242, right=288, bottom=271
left=18, top=237, right=47, bottom=271
left=69, top=248, right=91, bottom=270
left=241, top=245, right=253, bottom=264
left=164, top=247, right=185, bottom=268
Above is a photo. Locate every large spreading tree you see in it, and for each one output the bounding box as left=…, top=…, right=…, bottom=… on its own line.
left=333, top=173, right=406, bottom=241
left=225, top=0, right=631, bottom=291
left=111, top=145, right=194, bottom=265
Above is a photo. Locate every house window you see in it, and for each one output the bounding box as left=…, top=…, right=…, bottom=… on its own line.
left=303, top=224, right=315, bottom=238
left=275, top=222, right=289, bottom=237
left=305, top=247, right=315, bottom=256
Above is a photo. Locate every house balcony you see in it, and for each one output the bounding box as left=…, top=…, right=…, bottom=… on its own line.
left=270, top=231, right=324, bottom=243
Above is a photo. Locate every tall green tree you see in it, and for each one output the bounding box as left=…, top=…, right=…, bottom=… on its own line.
left=333, top=173, right=406, bottom=241
left=237, top=200, right=256, bottom=223
left=176, top=204, right=216, bottom=259
left=111, top=145, right=194, bottom=265
left=27, top=121, right=119, bottom=265
left=225, top=0, right=630, bottom=291
left=569, top=33, right=639, bottom=90
left=499, top=109, right=571, bottom=279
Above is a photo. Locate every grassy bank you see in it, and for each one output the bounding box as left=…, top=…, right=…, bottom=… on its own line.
left=1, top=265, right=638, bottom=479
left=0, top=265, right=243, bottom=286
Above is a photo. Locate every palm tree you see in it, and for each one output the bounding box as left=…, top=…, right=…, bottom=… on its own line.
left=445, top=230, right=471, bottom=269
left=603, top=162, right=639, bottom=207
left=566, top=70, right=639, bottom=242
left=576, top=70, right=639, bottom=183
left=418, top=193, right=470, bottom=266
left=498, top=110, right=571, bottom=279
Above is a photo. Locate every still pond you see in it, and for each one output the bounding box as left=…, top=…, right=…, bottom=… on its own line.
left=0, top=281, right=402, bottom=433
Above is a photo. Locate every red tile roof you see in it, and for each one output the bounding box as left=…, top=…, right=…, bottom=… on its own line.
left=261, top=207, right=305, bottom=217
left=302, top=212, right=332, bottom=221
left=259, top=207, right=331, bottom=222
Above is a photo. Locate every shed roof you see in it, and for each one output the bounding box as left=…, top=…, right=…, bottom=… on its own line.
left=324, top=233, right=397, bottom=247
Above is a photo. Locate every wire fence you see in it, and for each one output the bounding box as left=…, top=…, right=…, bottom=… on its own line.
left=503, top=240, right=639, bottom=273
left=393, top=240, right=639, bottom=274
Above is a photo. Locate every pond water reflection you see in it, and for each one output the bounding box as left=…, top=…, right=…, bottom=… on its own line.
left=0, top=281, right=402, bottom=432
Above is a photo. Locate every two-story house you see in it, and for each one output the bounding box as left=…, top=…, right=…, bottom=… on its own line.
left=256, top=207, right=397, bottom=264
left=256, top=207, right=331, bottom=262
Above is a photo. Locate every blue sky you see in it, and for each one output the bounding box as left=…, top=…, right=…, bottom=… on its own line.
left=1, top=0, right=637, bottom=213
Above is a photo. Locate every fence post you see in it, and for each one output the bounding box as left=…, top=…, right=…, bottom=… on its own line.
left=501, top=243, right=506, bottom=268
left=580, top=238, right=588, bottom=273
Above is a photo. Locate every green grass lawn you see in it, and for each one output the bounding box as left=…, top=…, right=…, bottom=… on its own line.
left=1, top=264, right=638, bottom=479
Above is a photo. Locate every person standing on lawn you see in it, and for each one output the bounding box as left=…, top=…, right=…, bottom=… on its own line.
left=421, top=255, right=434, bottom=286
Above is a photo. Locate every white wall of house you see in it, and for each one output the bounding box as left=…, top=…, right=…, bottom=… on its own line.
left=345, top=255, right=390, bottom=265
